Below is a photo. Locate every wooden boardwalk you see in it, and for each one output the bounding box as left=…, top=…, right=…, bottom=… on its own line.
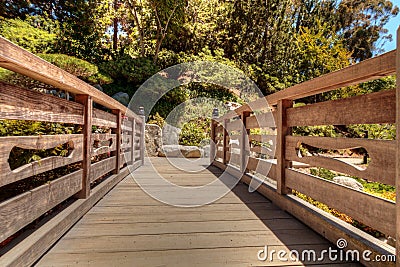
left=36, top=158, right=359, bottom=266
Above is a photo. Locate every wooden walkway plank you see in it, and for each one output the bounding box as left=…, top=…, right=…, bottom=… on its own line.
left=36, top=158, right=360, bottom=266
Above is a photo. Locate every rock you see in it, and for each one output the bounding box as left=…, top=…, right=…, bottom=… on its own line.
left=333, top=176, right=364, bottom=191
left=145, top=124, right=162, bottom=157
left=112, top=92, right=130, bottom=106
left=162, top=124, right=181, bottom=145
left=158, top=145, right=203, bottom=158
left=202, top=145, right=210, bottom=157
left=184, top=146, right=203, bottom=158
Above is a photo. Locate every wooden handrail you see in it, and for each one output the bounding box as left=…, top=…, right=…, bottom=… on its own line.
left=211, top=31, right=399, bottom=266
left=0, top=37, right=146, bottom=265
left=216, top=49, right=396, bottom=122
left=0, top=37, right=141, bottom=122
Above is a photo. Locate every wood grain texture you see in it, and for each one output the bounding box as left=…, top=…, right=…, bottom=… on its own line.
left=216, top=50, right=396, bottom=121
left=286, top=168, right=395, bottom=237
left=0, top=37, right=140, bottom=120
left=226, top=119, right=242, bottom=132
left=92, top=108, right=117, bottom=128
left=91, top=133, right=117, bottom=156
left=0, top=134, right=83, bottom=186
left=247, top=157, right=277, bottom=180
left=246, top=111, right=277, bottom=129
left=286, top=89, right=396, bottom=126
left=112, top=110, right=122, bottom=174
left=0, top=170, right=82, bottom=243
left=285, top=135, right=396, bottom=185
left=0, top=167, right=130, bottom=267
left=0, top=82, right=84, bottom=124
left=37, top=158, right=352, bottom=267
left=90, top=157, right=116, bottom=183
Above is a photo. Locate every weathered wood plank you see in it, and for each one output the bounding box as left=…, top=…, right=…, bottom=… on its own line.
left=90, top=157, right=116, bottom=183
left=0, top=134, right=83, bottom=186
left=0, top=170, right=82, bottom=243
left=0, top=37, right=140, bottom=120
left=216, top=50, right=396, bottom=120
left=247, top=157, right=277, bottom=180
left=91, top=133, right=116, bottom=156
left=92, top=108, right=117, bottom=128
left=246, top=111, right=277, bottom=129
left=226, top=119, right=242, bottom=132
left=285, top=168, right=395, bottom=237
left=285, top=135, right=396, bottom=185
left=266, top=50, right=396, bottom=104
left=0, top=167, right=129, bottom=267
left=286, top=89, right=396, bottom=126
left=0, top=82, right=84, bottom=124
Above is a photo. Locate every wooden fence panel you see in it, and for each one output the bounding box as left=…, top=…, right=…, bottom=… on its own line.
left=285, top=135, right=395, bottom=185
left=0, top=170, right=82, bottom=243
left=0, top=135, right=83, bottom=186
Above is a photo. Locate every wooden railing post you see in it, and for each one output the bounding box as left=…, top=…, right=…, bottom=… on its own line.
left=75, top=94, right=92, bottom=199
left=112, top=109, right=122, bottom=174
left=222, top=119, right=228, bottom=165
left=210, top=108, right=219, bottom=164
left=240, top=111, right=251, bottom=172
left=131, top=118, right=136, bottom=165
left=139, top=107, right=145, bottom=166
left=276, top=99, right=293, bottom=194
left=395, top=26, right=400, bottom=267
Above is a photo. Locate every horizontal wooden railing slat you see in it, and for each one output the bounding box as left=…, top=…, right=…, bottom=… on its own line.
left=286, top=168, right=396, bottom=238
left=0, top=134, right=83, bottom=186
left=90, top=157, right=116, bottom=183
left=0, top=82, right=85, bottom=124
left=0, top=37, right=141, bottom=121
left=0, top=170, right=83, bottom=243
left=216, top=50, right=395, bottom=122
left=0, top=37, right=146, bottom=265
left=211, top=38, right=398, bottom=267
left=286, top=89, right=396, bottom=126
left=285, top=135, right=396, bottom=186
left=247, top=157, right=277, bottom=180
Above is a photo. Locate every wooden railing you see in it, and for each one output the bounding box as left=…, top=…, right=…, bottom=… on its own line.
left=0, top=37, right=145, bottom=266
left=211, top=28, right=399, bottom=267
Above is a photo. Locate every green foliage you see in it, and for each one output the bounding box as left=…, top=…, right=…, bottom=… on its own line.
left=99, top=55, right=158, bottom=87
left=179, top=118, right=210, bottom=146
left=0, top=16, right=56, bottom=53
left=147, top=112, right=166, bottom=127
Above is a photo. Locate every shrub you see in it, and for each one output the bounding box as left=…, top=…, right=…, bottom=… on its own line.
left=0, top=16, right=56, bottom=53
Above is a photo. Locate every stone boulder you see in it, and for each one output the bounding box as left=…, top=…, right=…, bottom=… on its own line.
left=202, top=145, right=210, bottom=158
left=112, top=92, right=130, bottom=106
left=145, top=124, right=162, bottom=157
left=333, top=176, right=364, bottom=191
left=159, top=145, right=203, bottom=158
left=162, top=124, right=181, bottom=145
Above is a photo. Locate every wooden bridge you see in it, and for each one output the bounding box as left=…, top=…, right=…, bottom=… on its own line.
left=0, top=28, right=399, bottom=266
